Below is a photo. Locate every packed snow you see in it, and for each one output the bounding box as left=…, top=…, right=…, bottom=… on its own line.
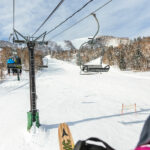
left=56, top=36, right=130, bottom=50
left=0, top=56, right=150, bottom=150
left=57, top=37, right=91, bottom=50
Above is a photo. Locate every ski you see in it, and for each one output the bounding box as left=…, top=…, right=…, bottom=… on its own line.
left=58, top=123, right=74, bottom=150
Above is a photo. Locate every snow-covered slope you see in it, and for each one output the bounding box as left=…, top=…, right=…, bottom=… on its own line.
left=70, top=37, right=90, bottom=49
left=57, top=37, right=90, bottom=50
left=0, top=40, right=17, bottom=48
left=0, top=56, right=150, bottom=150
left=56, top=36, right=130, bottom=50
left=96, top=36, right=130, bottom=47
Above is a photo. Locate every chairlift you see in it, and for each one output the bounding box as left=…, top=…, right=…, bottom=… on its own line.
left=78, top=13, right=110, bottom=75
left=38, top=57, right=48, bottom=69
left=7, top=34, right=22, bottom=81
left=81, top=64, right=110, bottom=73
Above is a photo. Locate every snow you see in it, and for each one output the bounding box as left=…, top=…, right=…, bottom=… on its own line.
left=56, top=36, right=129, bottom=50
left=57, top=37, right=91, bottom=50
left=103, top=37, right=130, bottom=47
left=106, top=38, right=121, bottom=47
left=0, top=56, right=150, bottom=150
left=71, top=37, right=91, bottom=49
left=56, top=41, right=68, bottom=50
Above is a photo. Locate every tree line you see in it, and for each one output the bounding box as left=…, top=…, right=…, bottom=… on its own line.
left=51, top=37, right=150, bottom=71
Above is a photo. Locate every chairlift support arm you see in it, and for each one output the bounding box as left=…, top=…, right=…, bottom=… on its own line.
left=91, top=13, right=100, bottom=41
left=78, top=13, right=100, bottom=66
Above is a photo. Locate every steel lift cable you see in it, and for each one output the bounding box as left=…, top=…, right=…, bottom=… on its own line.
left=9, top=0, right=16, bottom=43
left=32, top=0, right=65, bottom=36
left=13, top=0, right=15, bottom=42
left=50, top=0, right=112, bottom=40
left=46, top=0, right=95, bottom=36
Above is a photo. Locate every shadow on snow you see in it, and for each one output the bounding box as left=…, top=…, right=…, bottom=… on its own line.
left=41, top=108, right=150, bottom=131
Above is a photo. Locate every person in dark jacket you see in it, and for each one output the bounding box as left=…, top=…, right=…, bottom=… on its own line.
left=7, top=57, right=15, bottom=75
left=14, top=56, right=22, bottom=74
left=135, top=115, right=150, bottom=150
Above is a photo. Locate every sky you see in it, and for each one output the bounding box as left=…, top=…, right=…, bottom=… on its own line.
left=0, top=0, right=150, bottom=42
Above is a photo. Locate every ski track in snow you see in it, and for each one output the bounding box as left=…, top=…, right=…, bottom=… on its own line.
left=0, top=56, right=150, bottom=150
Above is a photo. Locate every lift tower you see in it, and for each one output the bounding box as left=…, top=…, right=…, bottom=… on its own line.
left=13, top=30, right=47, bottom=130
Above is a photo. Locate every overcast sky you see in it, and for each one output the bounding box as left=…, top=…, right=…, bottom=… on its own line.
left=0, top=0, right=150, bottom=41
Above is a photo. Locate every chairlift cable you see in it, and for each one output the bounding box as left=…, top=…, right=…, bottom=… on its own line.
left=13, top=0, right=15, bottom=43
left=50, top=0, right=112, bottom=40
left=46, top=0, right=95, bottom=36
left=32, top=0, right=65, bottom=36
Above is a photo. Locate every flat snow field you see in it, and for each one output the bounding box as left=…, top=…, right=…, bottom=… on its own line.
left=0, top=56, right=150, bottom=150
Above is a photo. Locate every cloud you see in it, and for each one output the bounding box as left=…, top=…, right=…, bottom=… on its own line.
left=0, top=0, right=150, bottom=41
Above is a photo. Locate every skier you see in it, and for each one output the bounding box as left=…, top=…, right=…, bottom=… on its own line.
left=7, top=57, right=15, bottom=75
left=135, top=115, right=150, bottom=150
left=14, top=56, right=22, bottom=74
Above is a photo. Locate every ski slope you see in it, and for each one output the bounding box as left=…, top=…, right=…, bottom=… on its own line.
left=0, top=56, right=150, bottom=150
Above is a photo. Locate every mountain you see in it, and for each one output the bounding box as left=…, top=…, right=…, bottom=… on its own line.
left=55, top=36, right=131, bottom=50
left=57, top=37, right=90, bottom=50
left=0, top=40, right=17, bottom=48
left=0, top=35, right=131, bottom=51
left=95, top=36, right=130, bottom=47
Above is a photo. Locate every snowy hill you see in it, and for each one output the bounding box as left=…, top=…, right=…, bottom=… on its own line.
left=0, top=56, right=150, bottom=150
left=55, top=36, right=130, bottom=50
left=57, top=37, right=90, bottom=50
left=0, top=36, right=130, bottom=51
left=96, top=36, right=130, bottom=47
left=0, top=40, right=17, bottom=48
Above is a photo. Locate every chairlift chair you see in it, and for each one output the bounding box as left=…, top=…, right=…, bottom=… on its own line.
left=81, top=64, right=110, bottom=73
left=78, top=13, right=110, bottom=75
left=7, top=35, right=22, bottom=80
left=38, top=57, right=48, bottom=69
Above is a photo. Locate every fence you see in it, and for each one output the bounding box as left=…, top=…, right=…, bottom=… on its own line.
left=121, top=103, right=136, bottom=114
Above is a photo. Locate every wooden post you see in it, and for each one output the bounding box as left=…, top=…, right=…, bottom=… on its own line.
left=135, top=103, right=136, bottom=113
left=121, top=103, right=136, bottom=114
left=121, top=104, right=124, bottom=114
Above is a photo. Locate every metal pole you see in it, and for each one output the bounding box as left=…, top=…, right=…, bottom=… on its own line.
left=27, top=41, right=40, bottom=131
left=13, top=30, right=46, bottom=130
left=91, top=13, right=100, bottom=41
left=17, top=68, right=20, bottom=81
left=27, top=42, right=37, bottom=121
